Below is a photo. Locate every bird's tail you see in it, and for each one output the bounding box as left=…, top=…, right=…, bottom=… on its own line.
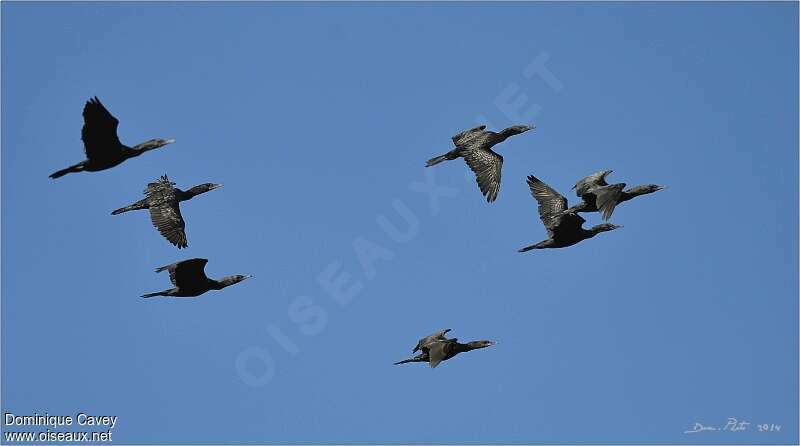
left=141, top=292, right=163, bottom=298
left=111, top=201, right=147, bottom=215
left=425, top=150, right=459, bottom=167
left=518, top=242, right=547, bottom=253
left=49, top=162, right=84, bottom=179
left=394, top=354, right=427, bottom=365
left=141, top=290, right=169, bottom=298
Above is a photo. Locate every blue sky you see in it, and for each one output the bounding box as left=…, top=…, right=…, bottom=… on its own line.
left=2, top=2, right=797, bottom=444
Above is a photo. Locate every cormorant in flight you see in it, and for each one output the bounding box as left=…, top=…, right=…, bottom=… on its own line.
left=112, top=175, right=221, bottom=248
left=141, top=258, right=251, bottom=298
left=50, top=97, right=174, bottom=178
left=394, top=329, right=495, bottom=368
left=426, top=124, right=533, bottom=202
left=518, top=175, right=621, bottom=252
left=565, top=170, right=665, bottom=220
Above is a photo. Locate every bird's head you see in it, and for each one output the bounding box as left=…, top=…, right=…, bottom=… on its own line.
left=629, top=184, right=666, bottom=196
left=508, top=124, right=534, bottom=135
left=219, top=274, right=253, bottom=288
left=466, top=340, right=496, bottom=350
left=592, top=223, right=623, bottom=233
left=135, top=138, right=175, bottom=153
left=189, top=182, right=223, bottom=195
left=601, top=169, right=614, bottom=180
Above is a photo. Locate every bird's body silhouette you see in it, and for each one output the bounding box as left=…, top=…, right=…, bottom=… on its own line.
left=426, top=124, right=533, bottom=202
left=518, top=175, right=621, bottom=252
left=141, top=258, right=251, bottom=298
left=565, top=170, right=665, bottom=220
left=50, top=97, right=174, bottom=179
left=394, top=329, right=495, bottom=368
left=112, top=175, right=221, bottom=249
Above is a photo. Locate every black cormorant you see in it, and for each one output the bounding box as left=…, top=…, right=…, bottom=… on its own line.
left=112, top=175, right=221, bottom=249
left=426, top=124, right=533, bottom=202
left=394, top=329, right=495, bottom=368
left=49, top=97, right=174, bottom=179
left=566, top=170, right=665, bottom=220
left=141, top=258, right=251, bottom=298
left=518, top=175, right=621, bottom=252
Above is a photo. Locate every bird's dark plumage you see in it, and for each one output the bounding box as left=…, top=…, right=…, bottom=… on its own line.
left=518, top=175, right=621, bottom=251
left=112, top=175, right=221, bottom=248
left=566, top=171, right=665, bottom=220
left=412, top=328, right=451, bottom=353
left=395, top=329, right=495, bottom=368
left=425, top=124, right=533, bottom=202
left=49, top=97, right=174, bottom=179
left=141, top=258, right=251, bottom=298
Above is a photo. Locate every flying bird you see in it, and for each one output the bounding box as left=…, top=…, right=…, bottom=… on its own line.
left=426, top=124, right=533, bottom=202
left=141, top=258, right=252, bottom=298
left=565, top=170, right=666, bottom=220
left=394, top=329, right=495, bottom=368
left=111, top=175, right=221, bottom=248
left=50, top=97, right=174, bottom=179
left=518, top=175, right=621, bottom=252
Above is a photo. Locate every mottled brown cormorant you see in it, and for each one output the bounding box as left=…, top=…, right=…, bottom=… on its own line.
left=49, top=97, right=174, bottom=179
left=394, top=329, right=495, bottom=368
left=141, top=258, right=252, bottom=298
left=565, top=170, right=665, bottom=220
left=425, top=124, right=533, bottom=202
left=518, top=175, right=621, bottom=252
left=111, top=175, right=221, bottom=249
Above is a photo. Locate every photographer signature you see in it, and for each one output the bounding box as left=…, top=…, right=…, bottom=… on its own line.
left=684, top=418, right=781, bottom=434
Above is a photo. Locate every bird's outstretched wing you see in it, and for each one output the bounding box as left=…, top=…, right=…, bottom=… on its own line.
left=413, top=328, right=452, bottom=353
left=155, top=258, right=208, bottom=287
left=81, top=97, right=122, bottom=161
left=452, top=125, right=486, bottom=146
left=574, top=171, right=611, bottom=197
left=464, top=148, right=503, bottom=202
left=526, top=175, right=568, bottom=229
left=427, top=341, right=455, bottom=368
left=149, top=203, right=187, bottom=248
left=527, top=175, right=586, bottom=237
left=173, top=258, right=209, bottom=288
left=590, top=183, right=625, bottom=221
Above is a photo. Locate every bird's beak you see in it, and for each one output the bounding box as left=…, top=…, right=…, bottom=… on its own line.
left=243, top=275, right=254, bottom=280
left=164, top=139, right=176, bottom=145
left=487, top=341, right=497, bottom=347
left=210, top=183, right=223, bottom=190
left=656, top=185, right=668, bottom=191
left=527, top=124, right=536, bottom=131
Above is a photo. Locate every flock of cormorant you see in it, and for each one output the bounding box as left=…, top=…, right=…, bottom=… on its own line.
left=51, top=97, right=664, bottom=369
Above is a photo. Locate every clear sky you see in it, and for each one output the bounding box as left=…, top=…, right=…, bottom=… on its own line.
left=2, top=2, right=798, bottom=444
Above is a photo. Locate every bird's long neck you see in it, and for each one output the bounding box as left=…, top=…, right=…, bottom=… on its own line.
left=128, top=142, right=157, bottom=156
left=458, top=341, right=482, bottom=353
left=214, top=276, right=240, bottom=289
left=494, top=127, right=520, bottom=143
left=584, top=227, right=604, bottom=238
left=619, top=185, right=654, bottom=203
left=179, top=186, right=207, bottom=201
